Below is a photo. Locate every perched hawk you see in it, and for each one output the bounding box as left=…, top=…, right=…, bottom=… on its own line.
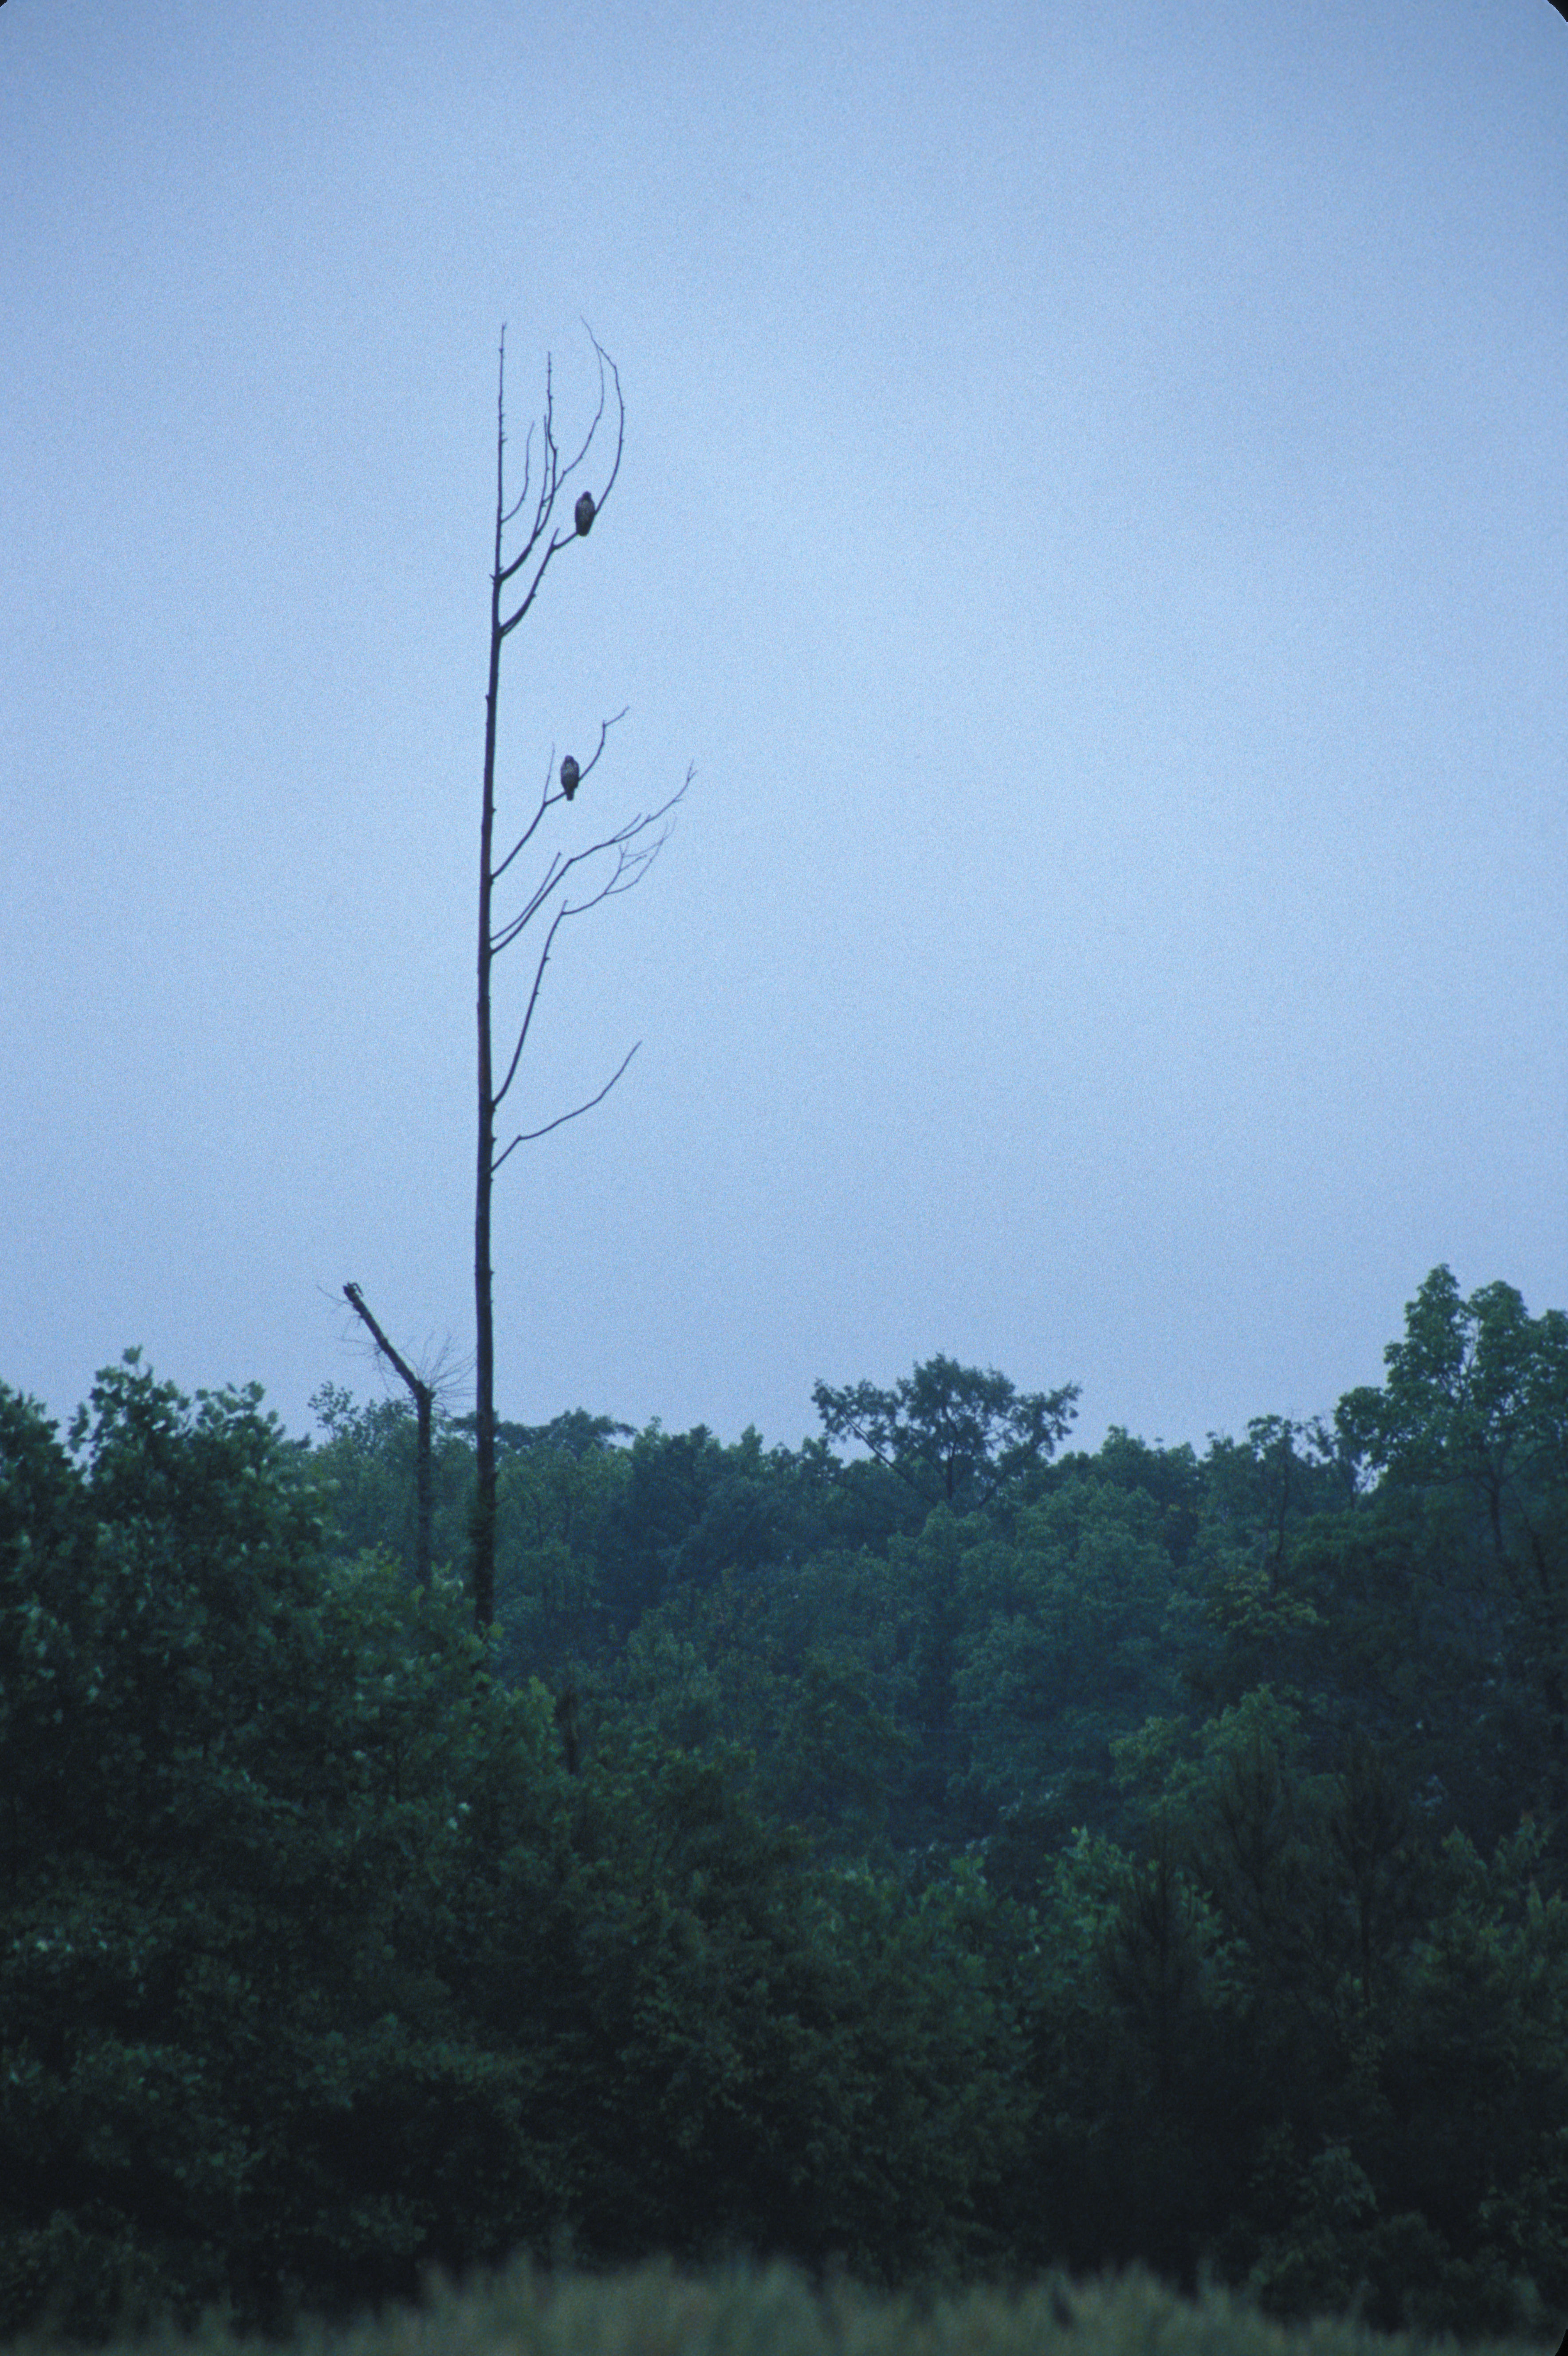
left=574, top=492, right=596, bottom=537
left=560, top=755, right=580, bottom=801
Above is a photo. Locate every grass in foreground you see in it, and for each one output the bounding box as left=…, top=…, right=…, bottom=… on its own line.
left=11, top=2260, right=1560, bottom=2356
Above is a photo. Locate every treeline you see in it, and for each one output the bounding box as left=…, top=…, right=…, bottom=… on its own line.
left=2, top=1268, right=1566, bottom=2342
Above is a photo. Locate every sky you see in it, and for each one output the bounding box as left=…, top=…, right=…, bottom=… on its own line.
left=3, top=0, right=1565, bottom=1465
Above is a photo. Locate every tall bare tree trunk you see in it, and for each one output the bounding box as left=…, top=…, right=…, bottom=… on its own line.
left=468, top=328, right=687, bottom=1633
left=473, top=501, right=505, bottom=1630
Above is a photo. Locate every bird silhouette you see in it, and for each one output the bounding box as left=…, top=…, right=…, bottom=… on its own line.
left=560, top=755, right=580, bottom=800
left=574, top=491, right=595, bottom=536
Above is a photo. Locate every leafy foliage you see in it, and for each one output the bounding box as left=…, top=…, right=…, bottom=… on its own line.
left=813, top=1354, right=1079, bottom=1513
left=6, top=1284, right=1568, bottom=2341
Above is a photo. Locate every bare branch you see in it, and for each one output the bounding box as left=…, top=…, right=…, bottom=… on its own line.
left=491, top=752, right=558, bottom=885
left=498, top=530, right=574, bottom=636
left=490, top=771, right=689, bottom=961
left=567, top=706, right=629, bottom=796
left=493, top=898, right=574, bottom=1107
left=535, top=353, right=558, bottom=540
left=492, top=1043, right=641, bottom=1172
left=495, top=330, right=625, bottom=626
left=495, top=330, right=538, bottom=538
left=500, top=418, right=536, bottom=533
left=342, top=1283, right=431, bottom=1410
left=494, top=844, right=657, bottom=1090
left=556, top=331, right=624, bottom=513
left=494, top=849, right=570, bottom=939
left=561, top=336, right=609, bottom=478
left=491, top=708, right=633, bottom=886
left=490, top=776, right=688, bottom=1107
left=342, top=1284, right=441, bottom=1588
left=489, top=818, right=671, bottom=959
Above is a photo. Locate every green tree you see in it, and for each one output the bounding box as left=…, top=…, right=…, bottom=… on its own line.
left=951, top=1477, right=1187, bottom=1857
left=1081, top=1425, right=1206, bottom=1566
left=0, top=1359, right=577, bottom=2331
left=813, top=1354, right=1078, bottom=1515
left=2, top=1358, right=1053, bottom=2332
left=1337, top=1267, right=1568, bottom=1836
left=491, top=1409, right=631, bottom=1683
left=310, top=1384, right=477, bottom=1583
left=1100, top=1675, right=1568, bottom=2337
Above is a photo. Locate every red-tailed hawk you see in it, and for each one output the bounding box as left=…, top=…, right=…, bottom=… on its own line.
left=574, top=492, right=596, bottom=537
left=560, top=755, right=580, bottom=800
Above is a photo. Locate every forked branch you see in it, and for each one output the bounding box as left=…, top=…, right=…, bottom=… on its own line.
left=493, top=328, right=624, bottom=640
left=491, top=769, right=691, bottom=1115
left=491, top=774, right=687, bottom=959
left=491, top=707, right=629, bottom=886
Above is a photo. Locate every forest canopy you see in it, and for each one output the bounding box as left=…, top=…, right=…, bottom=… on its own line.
left=2, top=1268, right=1567, bottom=2344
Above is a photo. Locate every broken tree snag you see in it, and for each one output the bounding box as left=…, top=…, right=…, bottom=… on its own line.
left=342, top=1282, right=435, bottom=1589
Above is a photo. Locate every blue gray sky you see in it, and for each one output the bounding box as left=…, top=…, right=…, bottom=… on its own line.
left=3, top=0, right=1565, bottom=1460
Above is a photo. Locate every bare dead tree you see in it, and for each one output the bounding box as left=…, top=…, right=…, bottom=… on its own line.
left=472, top=326, right=689, bottom=1632
left=342, top=1282, right=436, bottom=1587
